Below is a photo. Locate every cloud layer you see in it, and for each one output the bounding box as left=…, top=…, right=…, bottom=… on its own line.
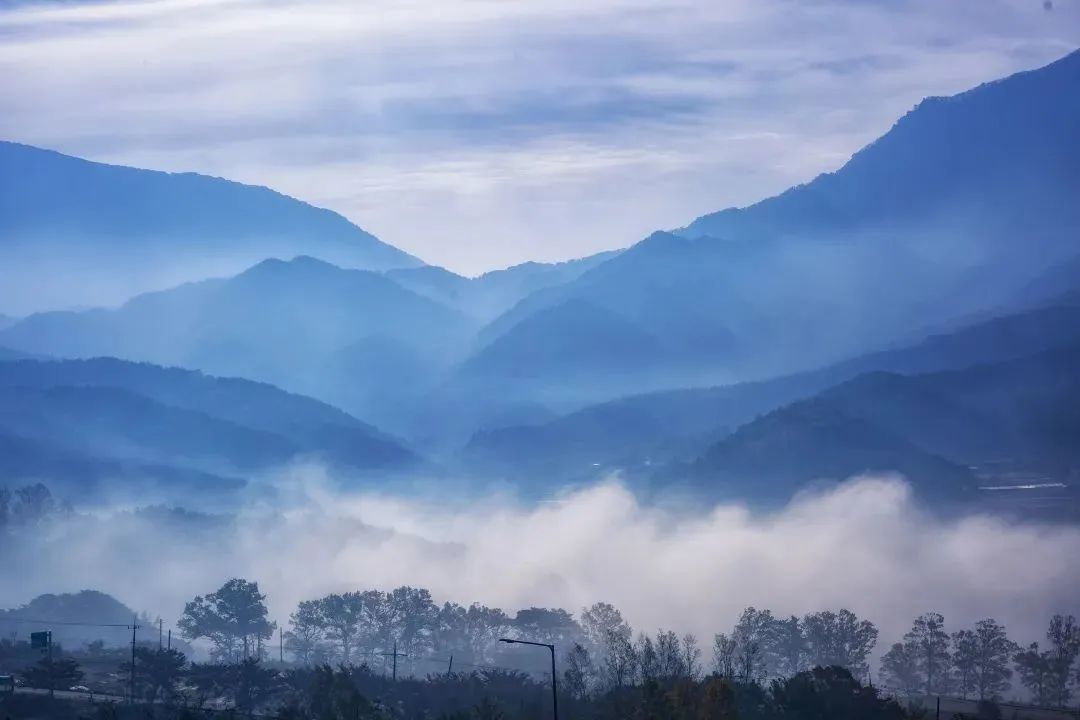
left=4, top=474, right=1078, bottom=654
left=1, top=0, right=1077, bottom=273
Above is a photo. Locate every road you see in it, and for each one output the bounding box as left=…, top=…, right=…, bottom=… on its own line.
left=13, top=685, right=128, bottom=704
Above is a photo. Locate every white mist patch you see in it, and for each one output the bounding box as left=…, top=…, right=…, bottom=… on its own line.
left=3, top=473, right=1078, bottom=649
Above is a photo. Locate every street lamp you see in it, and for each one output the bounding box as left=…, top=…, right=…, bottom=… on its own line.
left=500, top=638, right=558, bottom=720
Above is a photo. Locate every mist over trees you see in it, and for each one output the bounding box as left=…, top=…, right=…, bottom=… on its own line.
left=0, top=482, right=67, bottom=527
left=177, top=579, right=277, bottom=662
left=3, top=580, right=1078, bottom=720
left=1011, top=615, right=1080, bottom=707
left=168, top=578, right=1080, bottom=710
left=270, top=585, right=885, bottom=696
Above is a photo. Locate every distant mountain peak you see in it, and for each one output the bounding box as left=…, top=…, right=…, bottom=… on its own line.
left=0, top=141, right=424, bottom=313
left=679, top=47, right=1080, bottom=242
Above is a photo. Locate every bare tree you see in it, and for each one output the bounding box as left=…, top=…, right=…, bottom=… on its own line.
left=803, top=609, right=877, bottom=679
left=563, top=642, right=593, bottom=700
left=581, top=603, right=629, bottom=649
left=682, top=633, right=702, bottom=681
left=656, top=629, right=684, bottom=678
left=712, top=633, right=737, bottom=679
left=603, top=628, right=637, bottom=688
left=581, top=601, right=634, bottom=689
left=733, top=607, right=774, bottom=682
left=636, top=634, right=659, bottom=683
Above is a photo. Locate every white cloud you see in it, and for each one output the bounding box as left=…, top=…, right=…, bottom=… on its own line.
left=0, top=0, right=1077, bottom=273
left=3, top=474, right=1078, bottom=653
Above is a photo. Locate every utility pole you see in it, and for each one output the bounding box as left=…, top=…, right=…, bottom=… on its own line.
left=447, top=655, right=454, bottom=678
left=48, top=631, right=53, bottom=700
left=129, top=616, right=141, bottom=704
left=279, top=628, right=283, bottom=664
left=159, top=619, right=163, bottom=650
left=378, top=642, right=407, bottom=681
left=167, top=629, right=171, bottom=651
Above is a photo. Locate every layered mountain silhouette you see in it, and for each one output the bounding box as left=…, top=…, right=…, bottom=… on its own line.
left=0, top=429, right=247, bottom=502
left=388, top=250, right=620, bottom=323
left=0, top=357, right=418, bottom=504
left=458, top=50, right=1080, bottom=407
left=684, top=342, right=1080, bottom=505
left=463, top=303, right=1080, bottom=484
left=460, top=299, right=669, bottom=387
left=1010, top=253, right=1080, bottom=310
left=0, top=256, right=475, bottom=431
left=0, top=141, right=421, bottom=314
left=0, top=50, right=1078, bottom=510
left=688, top=401, right=976, bottom=504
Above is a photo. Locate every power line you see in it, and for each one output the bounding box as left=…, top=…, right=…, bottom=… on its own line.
left=0, top=617, right=135, bottom=628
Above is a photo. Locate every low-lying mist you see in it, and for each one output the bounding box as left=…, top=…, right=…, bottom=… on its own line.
left=4, top=471, right=1078, bottom=651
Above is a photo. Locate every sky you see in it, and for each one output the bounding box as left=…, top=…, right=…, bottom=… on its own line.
left=0, top=0, right=1077, bottom=274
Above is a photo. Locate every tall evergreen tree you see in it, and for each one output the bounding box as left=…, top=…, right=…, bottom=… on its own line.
left=905, top=612, right=950, bottom=695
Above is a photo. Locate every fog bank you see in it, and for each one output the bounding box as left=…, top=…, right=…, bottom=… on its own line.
left=3, top=472, right=1078, bottom=648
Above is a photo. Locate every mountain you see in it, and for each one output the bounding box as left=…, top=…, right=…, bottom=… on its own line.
left=846, top=345, right=1080, bottom=467
left=476, top=232, right=748, bottom=369
left=0, top=357, right=419, bottom=503
left=0, top=385, right=302, bottom=470
left=681, top=50, right=1080, bottom=245
left=387, top=249, right=622, bottom=323
left=0, top=141, right=422, bottom=314
left=0, top=345, right=33, bottom=361
left=464, top=251, right=623, bottom=320
left=0, top=356, right=391, bottom=445
left=385, top=265, right=476, bottom=313
left=461, top=50, right=1080, bottom=410
left=450, top=230, right=756, bottom=425
left=462, top=303, right=1080, bottom=481
left=685, top=342, right=1080, bottom=505
left=686, top=399, right=977, bottom=504
left=0, top=257, right=475, bottom=432
left=458, top=298, right=668, bottom=394
left=0, top=430, right=246, bottom=504
left=1010, top=254, right=1080, bottom=310
left=0, top=591, right=141, bottom=648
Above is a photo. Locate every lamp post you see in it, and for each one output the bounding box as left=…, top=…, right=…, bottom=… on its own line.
left=500, top=638, right=558, bottom=720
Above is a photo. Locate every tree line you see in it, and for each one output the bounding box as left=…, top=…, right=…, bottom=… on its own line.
left=17, top=648, right=912, bottom=720
left=0, top=482, right=67, bottom=527
left=880, top=613, right=1080, bottom=706
left=174, top=578, right=1080, bottom=706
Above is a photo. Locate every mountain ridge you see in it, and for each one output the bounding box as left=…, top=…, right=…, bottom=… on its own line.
left=0, top=141, right=423, bottom=313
